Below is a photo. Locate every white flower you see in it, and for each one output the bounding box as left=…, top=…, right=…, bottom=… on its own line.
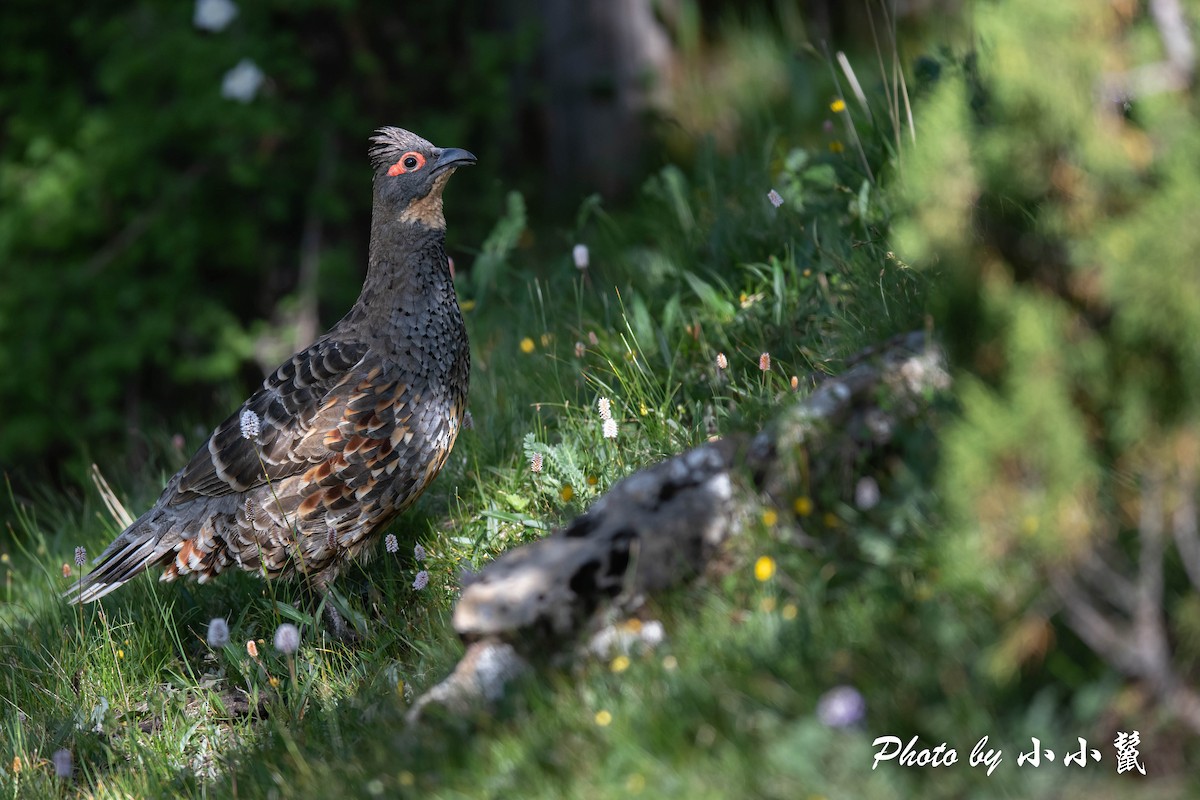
left=597, top=397, right=612, bottom=421
left=385, top=533, right=399, bottom=553
left=239, top=409, right=261, bottom=441
left=207, top=617, right=230, bottom=648
left=221, top=58, right=264, bottom=103
left=74, top=546, right=87, bottom=567
left=572, top=243, right=590, bottom=270
left=767, top=189, right=784, bottom=208
left=53, top=749, right=72, bottom=779
left=716, top=353, right=728, bottom=370
left=816, top=686, right=866, bottom=728
left=413, top=570, right=430, bottom=590
left=273, top=623, right=300, bottom=655
left=602, top=418, right=618, bottom=439
left=413, top=543, right=426, bottom=561
left=194, top=0, right=238, bottom=32
left=530, top=452, right=544, bottom=473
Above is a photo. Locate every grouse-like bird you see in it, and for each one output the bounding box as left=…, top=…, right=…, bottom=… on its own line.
left=67, top=128, right=474, bottom=635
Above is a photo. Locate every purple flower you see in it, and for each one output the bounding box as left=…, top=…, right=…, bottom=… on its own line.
left=385, top=533, right=399, bottom=553
left=816, top=686, right=866, bottom=728
left=74, top=546, right=87, bottom=567
left=767, top=189, right=784, bottom=208
left=413, top=570, right=430, bottom=590
left=413, top=543, right=426, bottom=562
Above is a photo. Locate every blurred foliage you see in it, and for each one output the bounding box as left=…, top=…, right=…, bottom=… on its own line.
left=895, top=0, right=1200, bottom=746
left=0, top=0, right=533, bottom=472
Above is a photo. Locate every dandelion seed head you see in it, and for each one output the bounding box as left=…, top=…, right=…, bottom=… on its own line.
left=816, top=685, right=866, bottom=728
left=716, top=352, right=728, bottom=370
left=413, top=543, right=426, bottom=561
left=767, top=189, right=784, bottom=208
left=74, top=546, right=86, bottom=567
left=602, top=418, right=619, bottom=439
left=572, top=243, right=590, bottom=270
left=530, top=452, right=544, bottom=473
left=759, top=352, right=771, bottom=371
left=239, top=409, right=261, bottom=441
left=273, top=623, right=300, bottom=655
left=385, top=533, right=399, bottom=553
left=413, top=570, right=430, bottom=590
left=597, top=397, right=612, bottom=420
left=207, top=617, right=230, bottom=648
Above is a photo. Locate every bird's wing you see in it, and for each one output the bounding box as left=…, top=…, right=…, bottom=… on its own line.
left=174, top=336, right=371, bottom=501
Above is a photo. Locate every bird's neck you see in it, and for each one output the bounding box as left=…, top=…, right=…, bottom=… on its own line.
left=356, top=217, right=453, bottom=319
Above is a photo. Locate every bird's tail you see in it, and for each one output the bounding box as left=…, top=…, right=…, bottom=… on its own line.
left=64, top=510, right=165, bottom=605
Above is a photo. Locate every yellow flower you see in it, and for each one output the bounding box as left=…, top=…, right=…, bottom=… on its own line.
left=560, top=484, right=575, bottom=502
left=519, top=337, right=535, bottom=354
left=639, top=402, right=648, bottom=416
left=829, top=141, right=845, bottom=154
left=611, top=655, right=631, bottom=673
left=754, top=556, right=776, bottom=582
left=793, top=497, right=813, bottom=516
left=397, top=679, right=405, bottom=697
left=1, top=553, right=9, bottom=563
left=399, top=771, right=415, bottom=786
left=11, top=756, right=20, bottom=774
left=830, top=98, right=846, bottom=113
left=762, top=508, right=778, bottom=527
left=595, top=709, right=613, bottom=727
left=116, top=649, right=124, bottom=659
left=782, top=603, right=798, bottom=620
left=269, top=676, right=280, bottom=688
left=540, top=333, right=552, bottom=347
left=586, top=475, right=598, bottom=486
left=823, top=512, right=840, bottom=528
left=760, top=597, right=777, bottom=613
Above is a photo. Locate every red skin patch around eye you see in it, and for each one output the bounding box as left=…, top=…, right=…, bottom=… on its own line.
left=387, top=151, right=426, bottom=176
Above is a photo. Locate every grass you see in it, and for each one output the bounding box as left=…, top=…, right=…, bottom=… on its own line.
left=2, top=41, right=1191, bottom=798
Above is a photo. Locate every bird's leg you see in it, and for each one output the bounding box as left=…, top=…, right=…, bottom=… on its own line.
left=309, top=573, right=362, bottom=643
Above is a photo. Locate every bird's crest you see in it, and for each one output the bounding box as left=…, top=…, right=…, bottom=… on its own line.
left=368, top=127, right=433, bottom=172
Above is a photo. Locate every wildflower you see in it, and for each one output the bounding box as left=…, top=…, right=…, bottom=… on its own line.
left=575, top=340, right=586, bottom=358
left=221, top=58, right=265, bottom=103
left=273, top=623, right=300, bottom=655
left=116, top=649, right=124, bottom=659
left=194, top=0, right=238, bottom=32
left=586, top=475, right=598, bottom=486
left=62, top=563, right=71, bottom=578
left=781, top=603, right=798, bottom=620
left=246, top=639, right=259, bottom=658
left=830, top=98, right=846, bottom=113
left=413, top=543, right=426, bottom=561
left=52, top=748, right=72, bottom=779
left=760, top=597, right=777, bottom=613
left=754, top=555, right=776, bottom=581
left=595, top=709, right=613, bottom=727
left=662, top=655, right=678, bottom=670
left=767, top=189, right=784, bottom=208
left=560, top=484, right=575, bottom=502
left=413, top=570, right=430, bottom=590
left=385, top=533, right=399, bottom=553
left=572, top=243, right=590, bottom=270
left=399, top=771, right=415, bottom=786
left=530, top=452, right=544, bottom=473
left=588, top=331, right=599, bottom=346
left=816, top=685, right=866, bottom=728
left=855, top=476, right=880, bottom=511
left=762, top=508, right=778, bottom=527
left=11, top=755, right=20, bottom=774
left=268, top=676, right=280, bottom=688
left=829, top=140, right=845, bottom=154
left=597, top=397, right=612, bottom=420
left=463, top=411, right=475, bottom=430
left=207, top=617, right=230, bottom=648
left=602, top=418, right=619, bottom=440
left=540, top=333, right=552, bottom=347
left=74, top=546, right=86, bottom=567
left=790, top=376, right=799, bottom=392
left=519, top=337, right=535, bottom=354
left=611, top=655, right=631, bottom=673
left=239, top=409, right=261, bottom=441
left=823, top=512, right=840, bottom=528
left=793, top=496, right=813, bottom=516
left=716, top=353, right=728, bottom=370
left=759, top=352, right=771, bottom=371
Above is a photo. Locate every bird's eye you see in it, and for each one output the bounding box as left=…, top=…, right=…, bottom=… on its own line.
left=387, top=151, right=426, bottom=176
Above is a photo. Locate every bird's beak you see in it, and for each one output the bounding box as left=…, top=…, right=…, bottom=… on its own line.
left=433, top=147, right=477, bottom=174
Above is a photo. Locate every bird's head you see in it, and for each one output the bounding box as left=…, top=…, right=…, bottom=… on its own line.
left=368, top=127, right=476, bottom=230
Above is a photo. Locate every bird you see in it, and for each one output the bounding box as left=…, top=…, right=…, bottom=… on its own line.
left=66, top=127, right=475, bottom=637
